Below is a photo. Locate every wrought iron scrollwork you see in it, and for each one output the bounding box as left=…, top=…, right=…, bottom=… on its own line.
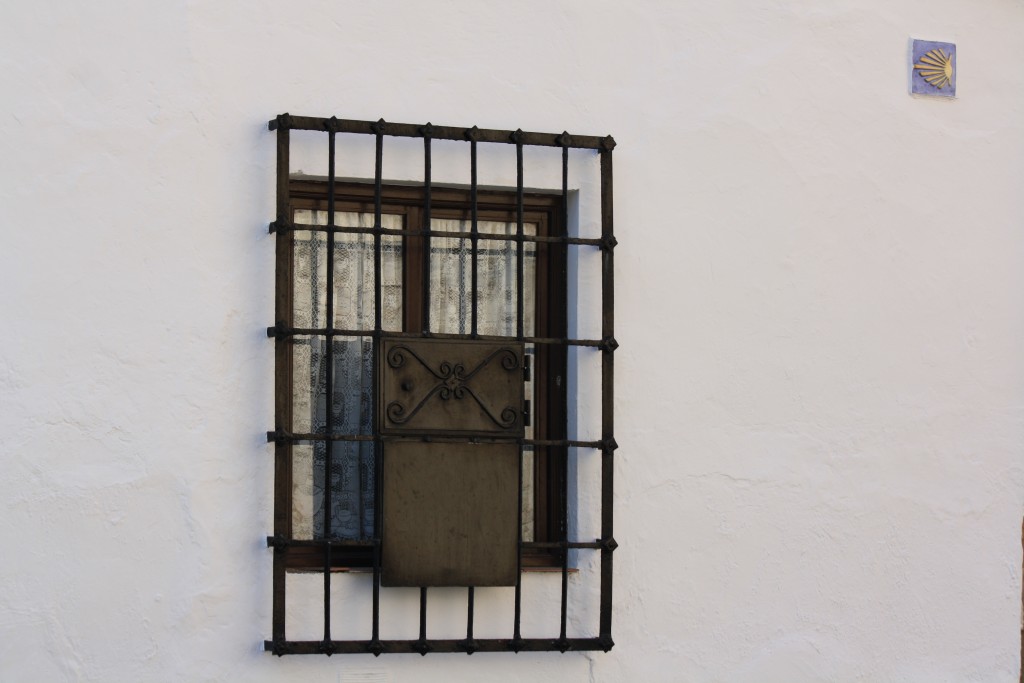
left=385, top=344, right=520, bottom=429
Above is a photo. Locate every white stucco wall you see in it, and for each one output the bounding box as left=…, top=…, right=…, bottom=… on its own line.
left=3, top=1, right=1024, bottom=681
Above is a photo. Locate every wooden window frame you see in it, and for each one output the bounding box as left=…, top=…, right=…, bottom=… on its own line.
left=282, top=178, right=567, bottom=571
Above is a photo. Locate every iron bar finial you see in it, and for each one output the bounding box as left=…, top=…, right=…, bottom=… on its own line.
left=269, top=112, right=293, bottom=131
left=266, top=535, right=291, bottom=550
left=266, top=321, right=294, bottom=339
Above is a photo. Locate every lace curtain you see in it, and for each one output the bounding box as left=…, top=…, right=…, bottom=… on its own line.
left=292, top=211, right=536, bottom=541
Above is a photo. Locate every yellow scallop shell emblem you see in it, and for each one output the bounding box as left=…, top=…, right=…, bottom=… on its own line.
left=914, top=48, right=954, bottom=89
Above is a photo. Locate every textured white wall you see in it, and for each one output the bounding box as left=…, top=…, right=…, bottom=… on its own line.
left=2, top=1, right=1024, bottom=681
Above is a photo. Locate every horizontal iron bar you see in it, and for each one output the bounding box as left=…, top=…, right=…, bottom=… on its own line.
left=269, top=537, right=601, bottom=552
left=267, top=431, right=603, bottom=448
left=523, top=541, right=603, bottom=550
left=268, top=431, right=373, bottom=443
left=264, top=636, right=613, bottom=655
left=268, top=115, right=615, bottom=151
left=528, top=439, right=605, bottom=448
left=270, top=326, right=604, bottom=348
left=267, top=536, right=376, bottom=549
left=271, top=221, right=604, bottom=247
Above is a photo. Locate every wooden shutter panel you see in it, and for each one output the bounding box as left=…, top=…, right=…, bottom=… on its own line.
left=380, top=337, right=524, bottom=586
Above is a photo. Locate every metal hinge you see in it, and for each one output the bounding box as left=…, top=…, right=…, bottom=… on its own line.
left=523, top=400, right=531, bottom=427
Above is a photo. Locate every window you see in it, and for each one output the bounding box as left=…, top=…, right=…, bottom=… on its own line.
left=284, top=180, right=566, bottom=567
left=267, top=115, right=616, bottom=655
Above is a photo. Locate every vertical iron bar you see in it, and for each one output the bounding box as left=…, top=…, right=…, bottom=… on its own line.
left=418, top=587, right=428, bottom=644
left=423, top=131, right=432, bottom=334
left=357, top=455, right=365, bottom=540
left=470, top=139, right=479, bottom=337
left=371, top=123, right=385, bottom=651
left=512, top=131, right=525, bottom=649
left=558, top=143, right=570, bottom=643
left=598, top=142, right=615, bottom=647
left=322, top=542, right=332, bottom=647
left=322, top=127, right=338, bottom=646
left=374, top=130, right=383, bottom=333
left=512, top=440, right=523, bottom=647
left=466, top=586, right=475, bottom=648
left=271, top=116, right=292, bottom=649
left=515, top=137, right=525, bottom=340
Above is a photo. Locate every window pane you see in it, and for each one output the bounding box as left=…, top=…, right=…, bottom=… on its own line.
left=292, top=209, right=401, bottom=541
left=333, top=212, right=402, bottom=332
left=292, top=443, right=315, bottom=540
left=428, top=220, right=470, bottom=335
left=293, top=210, right=402, bottom=332
left=291, top=335, right=376, bottom=540
left=428, top=219, right=537, bottom=337
left=292, top=230, right=327, bottom=329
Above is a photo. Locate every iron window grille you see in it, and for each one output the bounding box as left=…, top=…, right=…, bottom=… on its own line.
left=266, top=114, right=617, bottom=655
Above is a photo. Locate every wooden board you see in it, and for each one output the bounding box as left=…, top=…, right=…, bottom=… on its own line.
left=382, top=440, right=519, bottom=587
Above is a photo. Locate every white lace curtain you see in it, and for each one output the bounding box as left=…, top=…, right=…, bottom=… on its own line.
left=291, top=211, right=536, bottom=541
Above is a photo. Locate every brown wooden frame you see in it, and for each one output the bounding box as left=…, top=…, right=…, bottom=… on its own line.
left=282, top=178, right=567, bottom=571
